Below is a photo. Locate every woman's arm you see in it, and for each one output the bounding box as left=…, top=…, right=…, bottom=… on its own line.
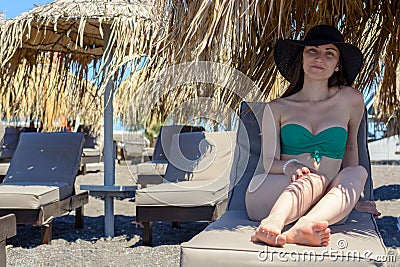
left=342, top=88, right=365, bottom=168
left=342, top=88, right=380, bottom=216
left=261, top=101, right=285, bottom=173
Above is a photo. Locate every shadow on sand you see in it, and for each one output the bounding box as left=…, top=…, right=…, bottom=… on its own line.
left=374, top=184, right=400, bottom=201
left=7, top=215, right=208, bottom=249
left=375, top=216, right=400, bottom=247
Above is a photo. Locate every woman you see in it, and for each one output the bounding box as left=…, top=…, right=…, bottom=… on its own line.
left=245, top=25, right=379, bottom=247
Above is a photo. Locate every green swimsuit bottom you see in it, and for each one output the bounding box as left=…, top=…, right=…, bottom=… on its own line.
left=280, top=124, right=348, bottom=163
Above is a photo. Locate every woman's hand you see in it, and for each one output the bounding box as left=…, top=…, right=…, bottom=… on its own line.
left=284, top=161, right=317, bottom=182
left=354, top=201, right=381, bottom=218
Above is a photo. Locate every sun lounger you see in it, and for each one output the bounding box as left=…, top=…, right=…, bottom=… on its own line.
left=113, top=131, right=149, bottom=162
left=0, top=126, right=38, bottom=182
left=79, top=125, right=104, bottom=175
left=0, top=125, right=16, bottom=163
left=180, top=102, right=387, bottom=266
left=0, top=214, right=16, bottom=267
left=136, top=125, right=205, bottom=188
left=0, top=126, right=38, bottom=163
left=0, top=132, right=88, bottom=244
left=135, top=130, right=236, bottom=245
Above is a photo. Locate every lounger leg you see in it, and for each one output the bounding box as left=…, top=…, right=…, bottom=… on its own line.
left=41, top=223, right=52, bottom=244
left=172, top=221, right=180, bottom=229
left=142, top=222, right=153, bottom=246
left=81, top=164, right=87, bottom=175
left=75, top=206, right=84, bottom=229
left=0, top=240, right=5, bottom=267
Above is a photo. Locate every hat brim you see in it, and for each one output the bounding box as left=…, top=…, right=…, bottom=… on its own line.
left=274, top=39, right=363, bottom=85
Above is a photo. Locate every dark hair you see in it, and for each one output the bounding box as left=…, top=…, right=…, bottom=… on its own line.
left=281, top=47, right=347, bottom=98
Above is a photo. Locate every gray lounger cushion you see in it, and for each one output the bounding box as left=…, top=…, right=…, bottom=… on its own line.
left=180, top=102, right=386, bottom=266
left=0, top=127, right=20, bottom=160
left=137, top=125, right=205, bottom=178
left=135, top=131, right=236, bottom=207
left=0, top=132, right=84, bottom=209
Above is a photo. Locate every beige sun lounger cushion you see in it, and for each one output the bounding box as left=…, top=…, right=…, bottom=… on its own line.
left=0, top=182, right=71, bottom=209
left=181, top=210, right=386, bottom=266
left=135, top=131, right=236, bottom=206
left=137, top=161, right=168, bottom=176
left=82, top=147, right=102, bottom=157
left=0, top=132, right=84, bottom=209
left=135, top=179, right=229, bottom=207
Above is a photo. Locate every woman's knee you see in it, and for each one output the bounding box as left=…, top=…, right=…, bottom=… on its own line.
left=329, top=166, right=368, bottom=190
left=247, top=173, right=269, bottom=193
left=289, top=172, right=330, bottom=190
left=247, top=173, right=289, bottom=194
left=245, top=173, right=289, bottom=221
left=342, top=165, right=368, bottom=181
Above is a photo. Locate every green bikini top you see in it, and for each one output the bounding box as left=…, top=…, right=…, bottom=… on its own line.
left=280, top=124, right=348, bottom=163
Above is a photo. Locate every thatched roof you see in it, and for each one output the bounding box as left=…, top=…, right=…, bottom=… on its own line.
left=115, top=61, right=274, bottom=130
left=2, top=1, right=400, bottom=133
left=1, top=0, right=151, bottom=57
left=0, top=0, right=153, bottom=130
left=127, top=0, right=399, bottom=133
left=0, top=58, right=101, bottom=131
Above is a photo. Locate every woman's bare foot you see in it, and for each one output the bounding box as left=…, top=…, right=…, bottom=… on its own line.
left=283, top=219, right=330, bottom=246
left=251, top=217, right=286, bottom=247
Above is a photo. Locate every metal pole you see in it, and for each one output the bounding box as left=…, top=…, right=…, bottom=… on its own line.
left=103, top=24, right=115, bottom=237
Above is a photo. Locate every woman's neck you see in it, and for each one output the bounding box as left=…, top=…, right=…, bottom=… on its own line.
left=298, top=77, right=331, bottom=102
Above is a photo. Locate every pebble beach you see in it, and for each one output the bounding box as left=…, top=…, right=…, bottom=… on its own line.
left=4, top=162, right=400, bottom=266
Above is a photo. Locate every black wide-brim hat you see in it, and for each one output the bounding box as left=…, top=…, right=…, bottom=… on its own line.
left=274, top=25, right=363, bottom=85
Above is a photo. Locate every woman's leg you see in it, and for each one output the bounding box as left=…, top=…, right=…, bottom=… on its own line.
left=246, top=173, right=290, bottom=221
left=248, top=172, right=331, bottom=246
left=283, top=166, right=368, bottom=245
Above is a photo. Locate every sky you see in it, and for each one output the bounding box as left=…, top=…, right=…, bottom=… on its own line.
left=0, top=0, right=50, bottom=19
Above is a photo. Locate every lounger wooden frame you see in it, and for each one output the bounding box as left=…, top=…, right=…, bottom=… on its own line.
left=136, top=204, right=223, bottom=246
left=0, top=192, right=88, bottom=244
left=0, top=214, right=16, bottom=267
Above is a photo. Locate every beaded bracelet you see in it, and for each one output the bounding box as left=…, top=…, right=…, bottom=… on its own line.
left=283, top=159, right=300, bottom=175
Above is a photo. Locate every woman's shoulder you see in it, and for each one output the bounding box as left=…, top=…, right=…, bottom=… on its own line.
left=266, top=98, right=286, bottom=112
left=338, top=86, right=364, bottom=106
left=263, top=99, right=286, bottom=121
left=337, top=85, right=363, bottom=97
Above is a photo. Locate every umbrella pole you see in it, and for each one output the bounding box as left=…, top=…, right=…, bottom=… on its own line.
left=103, top=24, right=115, bottom=237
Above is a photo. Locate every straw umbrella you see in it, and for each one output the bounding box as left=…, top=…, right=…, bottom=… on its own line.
left=138, top=0, right=400, bottom=134
left=0, top=0, right=153, bottom=237
left=0, top=0, right=152, bottom=123
left=0, top=57, right=101, bottom=131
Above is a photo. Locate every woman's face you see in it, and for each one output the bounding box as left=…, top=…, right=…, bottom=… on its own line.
left=302, top=44, right=340, bottom=81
